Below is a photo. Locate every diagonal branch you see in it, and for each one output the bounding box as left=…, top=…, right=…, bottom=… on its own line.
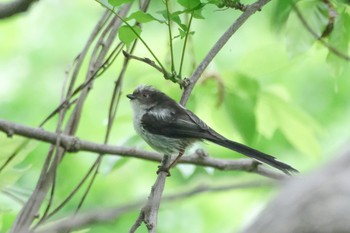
left=122, top=50, right=166, bottom=74
left=180, top=0, right=271, bottom=105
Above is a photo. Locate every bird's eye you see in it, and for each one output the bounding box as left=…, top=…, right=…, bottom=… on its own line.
left=142, top=93, right=149, bottom=98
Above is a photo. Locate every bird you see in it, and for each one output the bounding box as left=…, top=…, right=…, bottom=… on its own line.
left=127, top=85, right=298, bottom=175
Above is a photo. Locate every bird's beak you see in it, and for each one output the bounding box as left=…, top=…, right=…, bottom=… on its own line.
left=127, top=94, right=135, bottom=100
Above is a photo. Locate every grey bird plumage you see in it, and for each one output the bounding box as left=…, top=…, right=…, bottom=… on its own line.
left=127, top=85, right=298, bottom=175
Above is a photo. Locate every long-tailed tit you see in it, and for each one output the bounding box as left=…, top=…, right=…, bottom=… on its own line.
left=127, top=85, right=298, bottom=175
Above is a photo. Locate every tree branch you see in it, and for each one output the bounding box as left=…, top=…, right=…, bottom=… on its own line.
left=34, top=180, right=272, bottom=233
left=130, top=155, right=171, bottom=233
left=180, top=0, right=271, bottom=105
left=242, top=148, right=350, bottom=233
left=122, top=50, right=167, bottom=75
left=0, top=0, right=38, bottom=19
left=9, top=6, right=133, bottom=233
left=0, top=119, right=288, bottom=179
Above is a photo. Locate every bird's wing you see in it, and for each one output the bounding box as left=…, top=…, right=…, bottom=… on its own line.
left=141, top=105, right=298, bottom=175
left=141, top=106, right=222, bottom=140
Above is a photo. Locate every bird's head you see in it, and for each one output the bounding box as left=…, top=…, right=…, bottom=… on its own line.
left=127, top=85, right=162, bottom=111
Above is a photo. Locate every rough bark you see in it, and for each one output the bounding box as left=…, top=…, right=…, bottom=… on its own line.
left=242, top=148, right=350, bottom=233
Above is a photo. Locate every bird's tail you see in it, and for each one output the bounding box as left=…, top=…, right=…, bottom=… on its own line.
left=209, top=138, right=298, bottom=175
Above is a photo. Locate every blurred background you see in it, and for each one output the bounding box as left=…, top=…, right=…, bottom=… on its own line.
left=0, top=0, right=350, bottom=232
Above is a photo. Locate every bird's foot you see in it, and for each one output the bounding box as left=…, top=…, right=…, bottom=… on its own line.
left=248, top=160, right=261, bottom=172
left=156, top=165, right=171, bottom=177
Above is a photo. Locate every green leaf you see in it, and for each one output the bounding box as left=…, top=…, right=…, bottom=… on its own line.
left=125, top=11, right=163, bottom=23
left=111, top=157, right=130, bottom=171
left=207, top=0, right=222, bottom=8
left=99, top=156, right=129, bottom=175
left=271, top=0, right=294, bottom=31
left=256, top=87, right=322, bottom=157
left=285, top=1, right=329, bottom=57
left=178, top=0, right=205, bottom=19
left=225, top=74, right=260, bottom=143
left=158, top=10, right=184, bottom=26
left=108, top=0, right=133, bottom=7
left=0, top=212, right=17, bottom=232
left=0, top=136, right=37, bottom=174
left=326, top=11, right=350, bottom=76
left=191, top=6, right=205, bottom=19
left=0, top=166, right=31, bottom=190
left=227, top=73, right=260, bottom=100
left=118, top=25, right=141, bottom=46
left=177, top=28, right=187, bottom=39
left=255, top=93, right=279, bottom=139
left=177, top=0, right=201, bottom=9
left=225, top=93, right=257, bottom=144
left=176, top=27, right=194, bottom=39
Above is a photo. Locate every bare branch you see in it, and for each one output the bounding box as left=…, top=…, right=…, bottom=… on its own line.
left=122, top=50, right=167, bottom=75
left=0, top=0, right=38, bottom=19
left=35, top=180, right=272, bottom=233
left=0, top=119, right=289, bottom=179
left=180, top=0, right=271, bottom=105
left=70, top=1, right=152, bottom=227
left=34, top=202, right=142, bottom=233
left=9, top=5, right=133, bottom=233
left=130, top=155, right=171, bottom=233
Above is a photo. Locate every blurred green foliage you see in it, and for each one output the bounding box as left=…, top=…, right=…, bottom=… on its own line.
left=0, top=0, right=350, bottom=232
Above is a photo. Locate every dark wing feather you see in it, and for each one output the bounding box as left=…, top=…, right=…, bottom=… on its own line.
left=141, top=106, right=221, bottom=141
left=141, top=104, right=298, bottom=175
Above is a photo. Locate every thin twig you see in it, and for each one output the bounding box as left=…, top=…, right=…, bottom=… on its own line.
left=46, top=39, right=125, bottom=231
left=38, top=49, right=74, bottom=225
left=38, top=158, right=101, bottom=224
left=9, top=7, right=132, bottom=233
left=165, top=0, right=175, bottom=73
left=0, top=139, right=29, bottom=173
left=1, top=189, right=26, bottom=205
left=96, top=0, right=169, bottom=77
left=129, top=212, right=144, bottom=233
left=178, top=11, right=194, bottom=77
left=40, top=5, right=133, bottom=228
left=122, top=50, right=167, bottom=75
left=69, top=0, right=152, bottom=227
left=66, top=10, right=111, bottom=97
